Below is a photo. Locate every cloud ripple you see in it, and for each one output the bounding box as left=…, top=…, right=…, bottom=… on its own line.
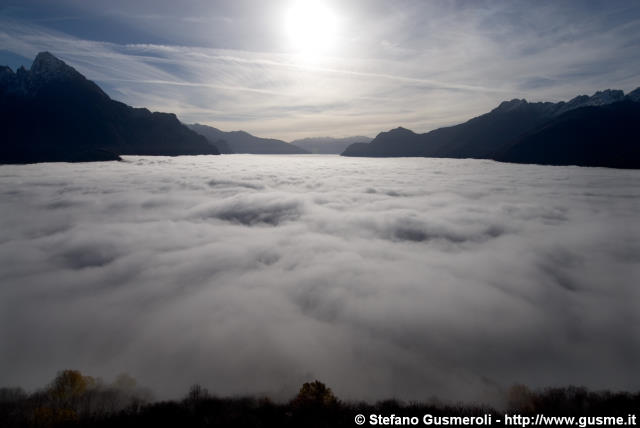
left=0, top=155, right=638, bottom=405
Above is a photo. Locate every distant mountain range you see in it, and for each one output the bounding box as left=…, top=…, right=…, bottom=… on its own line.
left=0, top=52, right=219, bottom=163
left=3, top=52, right=639, bottom=168
left=189, top=123, right=308, bottom=154
left=290, top=136, right=372, bottom=154
left=342, top=88, right=640, bottom=168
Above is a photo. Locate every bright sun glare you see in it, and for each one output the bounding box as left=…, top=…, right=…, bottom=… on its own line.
left=285, top=0, right=338, bottom=60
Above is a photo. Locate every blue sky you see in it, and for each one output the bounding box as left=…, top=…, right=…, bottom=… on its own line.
left=2, top=0, right=640, bottom=140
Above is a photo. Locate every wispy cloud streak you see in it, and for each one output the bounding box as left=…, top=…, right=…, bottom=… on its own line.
left=1, top=1, right=639, bottom=139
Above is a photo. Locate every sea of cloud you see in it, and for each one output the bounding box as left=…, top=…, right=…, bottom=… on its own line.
left=0, top=155, right=639, bottom=405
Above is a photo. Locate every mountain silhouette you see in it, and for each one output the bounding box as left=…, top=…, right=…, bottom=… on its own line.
left=496, top=100, right=640, bottom=168
left=290, top=136, right=372, bottom=154
left=1, top=52, right=219, bottom=163
left=189, top=123, right=308, bottom=154
left=342, top=89, right=640, bottom=168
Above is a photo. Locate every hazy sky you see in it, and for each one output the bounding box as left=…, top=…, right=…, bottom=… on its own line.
left=1, top=0, right=640, bottom=139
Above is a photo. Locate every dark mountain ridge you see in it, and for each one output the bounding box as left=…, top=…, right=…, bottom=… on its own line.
left=1, top=52, right=219, bottom=164
left=189, top=123, right=308, bottom=154
left=496, top=100, right=640, bottom=168
left=342, top=88, right=640, bottom=168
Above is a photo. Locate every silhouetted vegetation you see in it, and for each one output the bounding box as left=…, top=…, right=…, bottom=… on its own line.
left=1, top=371, right=638, bottom=427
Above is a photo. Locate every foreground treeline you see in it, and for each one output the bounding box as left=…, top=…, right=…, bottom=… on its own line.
left=1, top=370, right=639, bottom=427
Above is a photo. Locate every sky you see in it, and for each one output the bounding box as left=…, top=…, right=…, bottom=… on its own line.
left=1, top=155, right=639, bottom=403
left=1, top=0, right=640, bottom=140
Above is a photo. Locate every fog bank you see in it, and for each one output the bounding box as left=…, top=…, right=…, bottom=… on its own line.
left=1, top=155, right=638, bottom=404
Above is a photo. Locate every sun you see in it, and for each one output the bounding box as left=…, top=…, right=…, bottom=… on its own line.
left=285, top=0, right=339, bottom=60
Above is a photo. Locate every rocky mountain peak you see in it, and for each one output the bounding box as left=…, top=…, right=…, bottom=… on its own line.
left=626, top=87, right=640, bottom=102
left=30, top=51, right=84, bottom=82
left=493, top=98, right=528, bottom=113
left=589, top=89, right=625, bottom=105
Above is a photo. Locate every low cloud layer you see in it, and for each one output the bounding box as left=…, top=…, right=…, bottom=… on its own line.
left=1, top=156, right=639, bottom=405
